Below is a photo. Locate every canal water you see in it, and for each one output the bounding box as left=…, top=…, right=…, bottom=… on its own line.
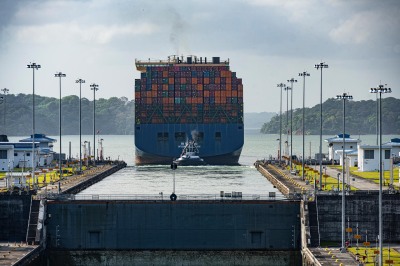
left=8, top=131, right=395, bottom=197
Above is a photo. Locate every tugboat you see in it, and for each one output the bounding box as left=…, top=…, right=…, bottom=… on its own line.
left=173, top=140, right=206, bottom=166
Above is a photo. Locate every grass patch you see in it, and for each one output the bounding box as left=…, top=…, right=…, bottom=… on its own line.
left=348, top=246, right=400, bottom=265
left=0, top=164, right=88, bottom=190
left=290, top=164, right=357, bottom=191
left=327, top=165, right=399, bottom=187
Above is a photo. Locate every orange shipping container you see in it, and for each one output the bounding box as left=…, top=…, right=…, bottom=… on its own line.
left=197, top=84, right=203, bottom=91
left=204, top=90, right=210, bottom=97
left=204, top=78, right=210, bottom=84
left=232, top=91, right=237, bottom=97
left=226, top=83, right=232, bottom=90
left=181, top=78, right=186, bottom=84
left=169, top=78, right=174, bottom=84
left=192, top=78, right=197, bottom=84
left=215, top=77, right=220, bottom=84
left=163, top=71, right=168, bottom=77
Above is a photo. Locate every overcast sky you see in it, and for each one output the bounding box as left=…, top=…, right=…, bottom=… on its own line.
left=0, top=0, right=399, bottom=113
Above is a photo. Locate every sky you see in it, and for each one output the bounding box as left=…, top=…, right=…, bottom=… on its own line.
left=0, top=0, right=399, bottom=113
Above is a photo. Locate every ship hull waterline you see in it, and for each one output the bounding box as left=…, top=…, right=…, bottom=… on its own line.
left=135, top=147, right=243, bottom=166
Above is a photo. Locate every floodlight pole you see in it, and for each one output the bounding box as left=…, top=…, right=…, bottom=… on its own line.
left=315, top=62, right=328, bottom=190
left=27, top=63, right=41, bottom=188
left=284, top=86, right=291, bottom=157
left=277, top=83, right=286, bottom=162
left=55, top=72, right=66, bottom=192
left=336, top=92, right=353, bottom=253
left=90, top=83, right=99, bottom=166
left=287, top=78, right=297, bottom=170
left=370, top=84, right=392, bottom=266
left=1, top=88, right=9, bottom=135
left=299, top=72, right=310, bottom=181
left=76, top=79, right=85, bottom=172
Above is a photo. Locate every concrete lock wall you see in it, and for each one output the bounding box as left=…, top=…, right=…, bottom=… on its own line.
left=311, top=193, right=400, bottom=242
left=46, top=200, right=301, bottom=250
left=0, top=195, right=32, bottom=242
left=46, top=250, right=301, bottom=266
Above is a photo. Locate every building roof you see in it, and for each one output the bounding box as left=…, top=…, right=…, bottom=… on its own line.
left=335, top=149, right=357, bottom=155
left=358, top=144, right=392, bottom=149
left=19, top=134, right=56, bottom=143
left=0, top=142, right=40, bottom=149
left=383, top=138, right=400, bottom=147
left=325, top=134, right=361, bottom=144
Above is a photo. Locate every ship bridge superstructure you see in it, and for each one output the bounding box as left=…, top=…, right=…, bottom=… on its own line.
left=135, top=56, right=229, bottom=72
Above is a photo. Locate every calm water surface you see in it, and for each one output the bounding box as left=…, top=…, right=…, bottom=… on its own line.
left=8, top=131, right=396, bottom=196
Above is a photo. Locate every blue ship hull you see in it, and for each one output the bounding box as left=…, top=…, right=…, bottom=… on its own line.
left=135, top=123, right=244, bottom=165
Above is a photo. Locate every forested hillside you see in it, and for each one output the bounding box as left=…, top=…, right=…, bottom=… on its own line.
left=261, top=97, right=400, bottom=135
left=1, top=94, right=398, bottom=136
left=0, top=94, right=135, bottom=136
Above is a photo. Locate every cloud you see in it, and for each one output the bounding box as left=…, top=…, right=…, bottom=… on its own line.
left=329, top=11, right=380, bottom=44
left=12, top=22, right=158, bottom=45
left=248, top=0, right=319, bottom=21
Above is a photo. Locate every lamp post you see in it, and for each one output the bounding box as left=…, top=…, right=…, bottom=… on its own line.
left=336, top=92, right=353, bottom=253
left=76, top=79, right=85, bottom=172
left=315, top=62, right=328, bottom=189
left=287, top=78, right=297, bottom=170
left=55, top=72, right=66, bottom=189
left=370, top=84, right=391, bottom=266
left=299, top=72, right=310, bottom=181
left=277, top=83, right=286, bottom=163
left=90, top=83, right=99, bottom=166
left=284, top=86, right=291, bottom=158
left=1, top=88, right=9, bottom=135
left=27, top=62, right=41, bottom=187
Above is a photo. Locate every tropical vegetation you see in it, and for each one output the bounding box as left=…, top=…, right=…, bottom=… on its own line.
left=261, top=97, right=400, bottom=135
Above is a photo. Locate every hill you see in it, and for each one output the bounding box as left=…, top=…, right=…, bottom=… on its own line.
left=244, top=112, right=276, bottom=129
left=0, top=94, right=135, bottom=136
left=260, top=97, right=400, bottom=135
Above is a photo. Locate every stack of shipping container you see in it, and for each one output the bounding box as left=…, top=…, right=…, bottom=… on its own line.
left=135, top=57, right=243, bottom=125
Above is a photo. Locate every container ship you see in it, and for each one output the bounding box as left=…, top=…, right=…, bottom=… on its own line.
left=134, top=55, right=244, bottom=165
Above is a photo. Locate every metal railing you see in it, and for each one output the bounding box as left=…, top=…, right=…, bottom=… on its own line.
left=42, top=193, right=290, bottom=201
